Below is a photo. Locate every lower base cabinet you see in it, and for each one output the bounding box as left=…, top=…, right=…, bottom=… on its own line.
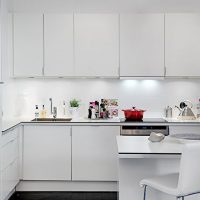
left=169, top=125, right=200, bottom=135
left=22, top=125, right=120, bottom=182
left=1, top=159, right=19, bottom=200
left=72, top=126, right=120, bottom=181
left=23, top=125, right=71, bottom=181
left=1, top=127, right=20, bottom=200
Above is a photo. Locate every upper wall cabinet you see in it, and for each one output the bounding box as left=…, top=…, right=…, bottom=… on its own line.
left=165, top=14, right=200, bottom=77
left=120, top=14, right=165, bottom=77
left=74, top=14, right=119, bottom=77
left=13, top=14, right=43, bottom=77
left=44, top=14, right=74, bottom=77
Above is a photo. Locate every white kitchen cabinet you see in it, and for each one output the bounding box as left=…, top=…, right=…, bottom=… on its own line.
left=1, top=159, right=19, bottom=200
left=23, top=125, right=71, bottom=180
left=165, top=14, right=200, bottom=77
left=1, top=127, right=20, bottom=200
left=74, top=14, right=119, bottom=77
left=13, top=14, right=43, bottom=77
left=72, top=126, right=120, bottom=181
left=44, top=14, right=74, bottom=77
left=120, top=14, right=165, bottom=77
left=169, top=125, right=200, bottom=135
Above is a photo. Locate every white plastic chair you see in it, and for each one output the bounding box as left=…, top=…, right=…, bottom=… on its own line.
left=140, top=143, right=200, bottom=200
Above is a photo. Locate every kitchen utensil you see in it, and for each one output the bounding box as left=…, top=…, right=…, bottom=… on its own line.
left=122, top=107, right=146, bottom=121
left=175, top=100, right=196, bottom=120
left=165, top=106, right=172, bottom=118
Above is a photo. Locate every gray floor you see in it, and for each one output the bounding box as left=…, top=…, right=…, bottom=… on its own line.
left=10, top=192, right=117, bottom=200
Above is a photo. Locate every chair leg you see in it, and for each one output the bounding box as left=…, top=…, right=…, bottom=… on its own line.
left=143, top=185, right=147, bottom=200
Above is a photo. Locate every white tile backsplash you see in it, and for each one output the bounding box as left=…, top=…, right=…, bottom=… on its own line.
left=2, top=78, right=200, bottom=119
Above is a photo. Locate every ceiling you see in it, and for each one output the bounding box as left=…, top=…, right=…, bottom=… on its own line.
left=10, top=0, right=200, bottom=13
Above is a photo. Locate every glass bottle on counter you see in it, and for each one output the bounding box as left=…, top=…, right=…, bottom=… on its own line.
left=40, top=105, right=47, bottom=118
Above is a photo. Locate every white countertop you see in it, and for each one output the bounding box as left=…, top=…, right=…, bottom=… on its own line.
left=117, top=136, right=185, bottom=158
left=2, top=118, right=31, bottom=132
left=165, top=117, right=200, bottom=123
left=2, top=117, right=200, bottom=133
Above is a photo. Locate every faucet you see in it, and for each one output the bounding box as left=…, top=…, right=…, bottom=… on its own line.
left=53, top=107, right=57, bottom=119
left=49, top=98, right=57, bottom=118
left=49, top=98, right=53, bottom=115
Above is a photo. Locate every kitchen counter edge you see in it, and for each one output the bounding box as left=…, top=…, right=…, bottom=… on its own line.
left=2, top=119, right=200, bottom=133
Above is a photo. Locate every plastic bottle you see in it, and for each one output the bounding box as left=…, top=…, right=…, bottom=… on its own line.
left=40, top=105, right=47, bottom=118
left=35, top=105, right=39, bottom=119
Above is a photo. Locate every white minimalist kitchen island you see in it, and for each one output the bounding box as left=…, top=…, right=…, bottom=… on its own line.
left=117, top=136, right=200, bottom=200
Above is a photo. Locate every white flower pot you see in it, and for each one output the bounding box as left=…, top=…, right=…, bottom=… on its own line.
left=69, top=107, right=79, bottom=119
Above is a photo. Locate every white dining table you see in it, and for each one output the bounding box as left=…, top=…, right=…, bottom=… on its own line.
left=117, top=136, right=199, bottom=200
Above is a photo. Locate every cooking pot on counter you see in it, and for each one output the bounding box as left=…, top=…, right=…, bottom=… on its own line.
left=122, top=107, right=146, bottom=121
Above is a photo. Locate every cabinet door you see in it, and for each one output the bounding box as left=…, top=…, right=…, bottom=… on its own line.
left=23, top=126, right=71, bottom=180
left=120, top=14, right=164, bottom=77
left=13, top=14, right=43, bottom=77
left=1, top=159, right=19, bottom=200
left=169, top=125, right=200, bottom=135
left=165, top=14, right=200, bottom=77
left=1, top=127, right=20, bottom=200
left=74, top=14, right=119, bottom=77
left=72, top=126, right=120, bottom=181
left=44, top=14, right=74, bottom=77
left=1, top=127, right=19, bottom=171
left=1, top=167, right=9, bottom=200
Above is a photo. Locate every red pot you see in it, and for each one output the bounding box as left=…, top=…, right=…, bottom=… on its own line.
left=122, top=107, right=146, bottom=121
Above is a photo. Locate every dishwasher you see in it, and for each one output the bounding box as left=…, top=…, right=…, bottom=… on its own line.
left=121, top=125, right=169, bottom=136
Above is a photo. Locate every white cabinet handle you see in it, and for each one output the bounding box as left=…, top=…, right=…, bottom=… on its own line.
left=9, top=139, right=15, bottom=144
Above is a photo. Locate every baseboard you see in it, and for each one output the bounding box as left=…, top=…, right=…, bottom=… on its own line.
left=16, top=181, right=118, bottom=192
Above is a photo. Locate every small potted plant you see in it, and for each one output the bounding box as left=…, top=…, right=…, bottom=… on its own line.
left=69, top=99, right=80, bottom=118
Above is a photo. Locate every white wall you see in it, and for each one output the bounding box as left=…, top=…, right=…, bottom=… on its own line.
left=2, top=78, right=200, bottom=119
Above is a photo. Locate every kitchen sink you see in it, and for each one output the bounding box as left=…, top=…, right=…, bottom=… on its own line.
left=32, top=118, right=72, bottom=122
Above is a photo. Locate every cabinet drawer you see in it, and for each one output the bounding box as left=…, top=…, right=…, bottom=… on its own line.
left=169, top=125, right=200, bottom=135
left=1, top=137, right=19, bottom=171
left=1, top=159, right=19, bottom=200
left=2, top=127, right=18, bottom=147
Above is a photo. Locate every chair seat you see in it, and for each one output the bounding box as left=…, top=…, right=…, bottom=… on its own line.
left=140, top=173, right=180, bottom=196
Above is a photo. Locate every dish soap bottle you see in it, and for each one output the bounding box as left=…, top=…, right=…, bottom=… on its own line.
left=35, top=105, right=39, bottom=119
left=63, top=100, right=66, bottom=116
left=40, top=105, right=47, bottom=118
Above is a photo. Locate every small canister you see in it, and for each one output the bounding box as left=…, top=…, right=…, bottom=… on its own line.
left=91, top=108, right=96, bottom=119
left=165, top=106, right=172, bottom=118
